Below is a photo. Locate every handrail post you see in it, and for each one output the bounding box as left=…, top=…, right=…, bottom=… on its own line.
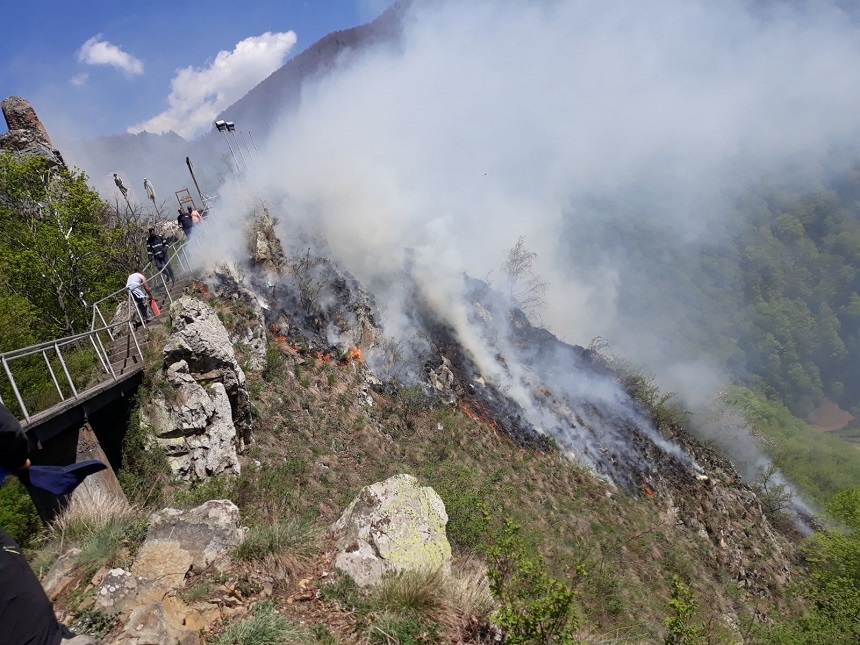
left=89, top=334, right=109, bottom=375
left=54, top=342, right=79, bottom=399
left=128, top=320, right=143, bottom=361
left=96, top=304, right=113, bottom=340
left=43, top=350, right=65, bottom=401
left=159, top=271, right=172, bottom=305
left=2, top=356, right=30, bottom=422
left=95, top=332, right=117, bottom=382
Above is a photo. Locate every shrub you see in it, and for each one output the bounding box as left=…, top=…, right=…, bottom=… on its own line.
left=370, top=569, right=457, bottom=627
left=368, top=612, right=441, bottom=645
left=214, top=600, right=320, bottom=645
left=487, top=518, right=582, bottom=644
left=663, top=576, right=705, bottom=645
left=235, top=517, right=317, bottom=562
left=0, top=478, right=42, bottom=546
left=50, top=491, right=145, bottom=569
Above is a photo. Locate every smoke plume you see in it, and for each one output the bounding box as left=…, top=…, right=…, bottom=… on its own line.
left=203, top=0, right=860, bottom=491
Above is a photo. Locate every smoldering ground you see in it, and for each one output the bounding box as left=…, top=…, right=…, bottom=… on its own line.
left=202, top=0, right=860, bottom=493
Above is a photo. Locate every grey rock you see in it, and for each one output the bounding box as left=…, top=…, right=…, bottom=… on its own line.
left=41, top=548, right=81, bottom=601
left=331, top=474, right=452, bottom=587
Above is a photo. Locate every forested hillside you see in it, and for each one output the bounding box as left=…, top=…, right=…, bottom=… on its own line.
left=575, top=163, right=860, bottom=427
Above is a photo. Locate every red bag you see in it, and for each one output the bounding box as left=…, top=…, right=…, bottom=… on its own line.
left=150, top=298, right=160, bottom=317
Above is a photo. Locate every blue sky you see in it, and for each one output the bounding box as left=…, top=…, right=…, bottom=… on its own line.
left=0, top=0, right=392, bottom=140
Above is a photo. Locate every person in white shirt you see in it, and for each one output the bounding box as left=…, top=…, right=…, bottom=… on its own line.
left=125, top=269, right=153, bottom=324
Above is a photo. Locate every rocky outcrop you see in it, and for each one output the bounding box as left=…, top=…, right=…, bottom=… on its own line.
left=249, top=207, right=285, bottom=271
left=0, top=96, right=64, bottom=165
left=144, top=296, right=251, bottom=480
left=209, top=263, right=268, bottom=372
left=331, top=474, right=452, bottom=587
left=94, top=500, right=245, bottom=644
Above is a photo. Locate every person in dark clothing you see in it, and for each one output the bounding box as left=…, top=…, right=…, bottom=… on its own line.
left=146, top=228, right=175, bottom=285
left=177, top=208, right=194, bottom=239
left=0, top=404, right=89, bottom=645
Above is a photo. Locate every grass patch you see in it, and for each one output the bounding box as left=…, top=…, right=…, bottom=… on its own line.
left=49, top=491, right=146, bottom=569
left=212, top=600, right=328, bottom=645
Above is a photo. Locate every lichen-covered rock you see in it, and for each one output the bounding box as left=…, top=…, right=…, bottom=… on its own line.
left=331, top=474, right=451, bottom=587
left=90, top=501, right=243, bottom=643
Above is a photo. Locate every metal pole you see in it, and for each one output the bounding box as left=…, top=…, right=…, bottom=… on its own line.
left=231, top=131, right=248, bottom=170
left=186, top=157, right=207, bottom=210
left=3, top=356, right=30, bottom=422
left=96, top=304, right=114, bottom=341
left=94, top=333, right=117, bottom=381
left=88, top=334, right=110, bottom=375
left=248, top=131, right=261, bottom=159
left=54, top=343, right=79, bottom=399
left=221, top=131, right=240, bottom=173
left=43, top=350, right=65, bottom=400
left=129, top=321, right=143, bottom=360
left=240, top=132, right=254, bottom=166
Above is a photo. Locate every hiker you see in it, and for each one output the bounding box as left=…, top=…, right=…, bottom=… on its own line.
left=146, top=227, right=175, bottom=285
left=187, top=205, right=202, bottom=225
left=0, top=404, right=93, bottom=645
left=177, top=207, right=194, bottom=238
left=113, top=173, right=128, bottom=198
left=126, top=268, right=154, bottom=324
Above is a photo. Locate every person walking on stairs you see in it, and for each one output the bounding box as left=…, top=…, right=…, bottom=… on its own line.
left=146, top=228, right=175, bottom=285
left=126, top=268, right=153, bottom=325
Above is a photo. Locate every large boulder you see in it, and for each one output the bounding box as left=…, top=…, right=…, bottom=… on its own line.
left=331, top=474, right=452, bottom=587
left=145, top=296, right=252, bottom=480
left=164, top=296, right=251, bottom=430
left=95, top=501, right=245, bottom=644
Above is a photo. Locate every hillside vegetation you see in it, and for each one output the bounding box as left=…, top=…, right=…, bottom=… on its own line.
left=1, top=149, right=860, bottom=643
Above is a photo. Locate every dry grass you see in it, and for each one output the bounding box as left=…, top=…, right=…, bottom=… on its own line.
left=50, top=490, right=139, bottom=543
left=48, top=490, right=145, bottom=568
left=369, top=565, right=495, bottom=631
left=447, top=559, right=496, bottom=621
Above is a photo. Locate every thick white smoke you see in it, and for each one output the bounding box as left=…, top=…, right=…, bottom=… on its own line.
left=203, top=0, right=860, bottom=490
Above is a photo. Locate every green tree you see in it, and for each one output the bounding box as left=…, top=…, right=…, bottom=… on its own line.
left=763, top=487, right=860, bottom=644
left=0, top=151, right=131, bottom=337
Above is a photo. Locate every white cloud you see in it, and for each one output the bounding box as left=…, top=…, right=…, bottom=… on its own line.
left=127, top=31, right=297, bottom=138
left=69, top=72, right=89, bottom=87
left=78, top=35, right=144, bottom=76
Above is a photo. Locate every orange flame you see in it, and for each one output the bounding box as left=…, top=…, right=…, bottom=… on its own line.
left=314, top=351, right=332, bottom=362
left=340, top=347, right=362, bottom=365
left=269, top=323, right=288, bottom=343
left=459, top=400, right=501, bottom=431
left=643, top=486, right=655, bottom=497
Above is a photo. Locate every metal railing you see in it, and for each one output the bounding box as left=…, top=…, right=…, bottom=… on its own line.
left=90, top=239, right=194, bottom=338
left=2, top=206, right=216, bottom=424
left=0, top=313, right=145, bottom=424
